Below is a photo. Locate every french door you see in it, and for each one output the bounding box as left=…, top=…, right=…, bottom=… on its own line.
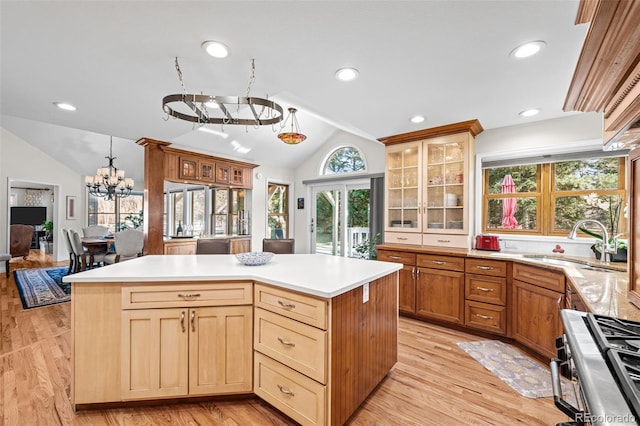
left=310, top=181, right=370, bottom=257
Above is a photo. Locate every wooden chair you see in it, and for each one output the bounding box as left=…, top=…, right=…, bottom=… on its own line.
left=103, top=230, right=144, bottom=264
left=196, top=238, right=231, bottom=254
left=0, top=253, right=10, bottom=278
left=10, top=224, right=34, bottom=260
left=262, top=238, right=295, bottom=254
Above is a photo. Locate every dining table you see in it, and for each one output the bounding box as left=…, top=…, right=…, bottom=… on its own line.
left=81, top=237, right=113, bottom=269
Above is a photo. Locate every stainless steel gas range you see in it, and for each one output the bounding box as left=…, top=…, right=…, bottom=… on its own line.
left=552, top=309, right=639, bottom=426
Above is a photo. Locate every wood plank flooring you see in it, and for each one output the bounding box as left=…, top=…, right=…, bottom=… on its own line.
left=1, top=251, right=570, bottom=425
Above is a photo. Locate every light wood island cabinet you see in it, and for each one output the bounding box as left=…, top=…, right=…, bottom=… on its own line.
left=68, top=255, right=401, bottom=425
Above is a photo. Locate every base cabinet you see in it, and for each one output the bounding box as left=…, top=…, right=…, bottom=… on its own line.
left=121, top=305, right=253, bottom=399
left=415, top=254, right=464, bottom=324
left=377, top=249, right=417, bottom=314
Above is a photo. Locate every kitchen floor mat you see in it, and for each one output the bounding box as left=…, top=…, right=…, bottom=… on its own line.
left=457, top=340, right=575, bottom=400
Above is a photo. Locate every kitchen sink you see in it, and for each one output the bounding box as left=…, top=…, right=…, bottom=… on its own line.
left=523, top=255, right=614, bottom=272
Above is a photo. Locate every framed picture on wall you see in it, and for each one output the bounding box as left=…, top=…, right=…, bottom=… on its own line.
left=66, top=196, right=77, bottom=220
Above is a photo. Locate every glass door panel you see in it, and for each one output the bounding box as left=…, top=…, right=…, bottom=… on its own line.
left=314, top=188, right=341, bottom=256
left=385, top=143, right=421, bottom=232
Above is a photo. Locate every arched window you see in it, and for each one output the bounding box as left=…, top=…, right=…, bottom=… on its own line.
left=322, top=146, right=366, bottom=175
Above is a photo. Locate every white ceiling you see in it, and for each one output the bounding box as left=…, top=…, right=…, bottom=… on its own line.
left=0, top=1, right=588, bottom=186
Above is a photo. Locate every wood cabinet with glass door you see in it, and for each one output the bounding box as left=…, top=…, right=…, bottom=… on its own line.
left=384, top=142, right=422, bottom=245
left=379, top=120, right=483, bottom=249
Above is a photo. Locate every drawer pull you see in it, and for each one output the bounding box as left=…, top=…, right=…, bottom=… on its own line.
left=277, top=337, right=296, bottom=347
left=191, top=310, right=196, bottom=332
left=178, top=293, right=201, bottom=299
left=432, top=260, right=445, bottom=265
left=476, top=286, right=493, bottom=292
left=180, top=311, right=186, bottom=332
left=397, top=237, right=408, bottom=241
left=476, top=314, right=493, bottom=320
left=437, top=239, right=451, bottom=243
left=277, top=384, right=295, bottom=396
left=476, top=266, right=494, bottom=270
left=277, top=300, right=296, bottom=310
left=389, top=255, right=402, bottom=260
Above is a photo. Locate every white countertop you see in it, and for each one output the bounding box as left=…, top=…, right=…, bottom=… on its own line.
left=63, top=254, right=403, bottom=298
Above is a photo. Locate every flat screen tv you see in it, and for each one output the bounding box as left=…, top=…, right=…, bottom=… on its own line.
left=10, top=206, right=46, bottom=226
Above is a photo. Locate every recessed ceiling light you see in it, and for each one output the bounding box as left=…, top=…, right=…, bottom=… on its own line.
left=510, top=41, right=546, bottom=59
left=201, top=40, right=230, bottom=58
left=519, top=108, right=541, bottom=117
left=410, top=115, right=425, bottom=124
left=54, top=102, right=76, bottom=111
left=335, top=67, right=359, bottom=82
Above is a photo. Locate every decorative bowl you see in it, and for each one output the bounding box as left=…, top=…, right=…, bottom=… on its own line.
left=235, top=251, right=274, bottom=266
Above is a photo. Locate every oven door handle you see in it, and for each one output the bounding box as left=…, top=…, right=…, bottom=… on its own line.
left=550, top=358, right=585, bottom=425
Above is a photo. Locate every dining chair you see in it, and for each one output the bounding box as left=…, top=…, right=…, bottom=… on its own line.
left=196, top=238, right=231, bottom=254
left=68, top=229, right=89, bottom=272
left=60, top=227, right=75, bottom=275
left=82, top=225, right=110, bottom=238
left=103, top=230, right=144, bottom=264
left=262, top=238, right=295, bottom=254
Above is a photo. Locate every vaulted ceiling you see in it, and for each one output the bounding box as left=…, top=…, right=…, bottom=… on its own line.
left=1, top=1, right=588, bottom=184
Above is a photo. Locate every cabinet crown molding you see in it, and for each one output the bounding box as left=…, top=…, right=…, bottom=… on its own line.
left=377, top=119, right=483, bottom=146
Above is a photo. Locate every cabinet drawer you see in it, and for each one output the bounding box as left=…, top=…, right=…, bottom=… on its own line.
left=255, top=308, right=327, bottom=384
left=417, top=254, right=464, bottom=272
left=422, top=234, right=469, bottom=249
left=122, top=282, right=253, bottom=309
left=465, top=301, right=506, bottom=335
left=513, top=263, right=565, bottom=293
left=377, top=250, right=416, bottom=265
left=254, top=352, right=326, bottom=426
left=255, top=283, right=328, bottom=330
left=465, top=275, right=507, bottom=306
left=384, top=232, right=422, bottom=245
left=465, top=258, right=508, bottom=277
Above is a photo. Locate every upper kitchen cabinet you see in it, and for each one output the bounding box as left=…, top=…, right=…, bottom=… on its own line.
left=564, top=0, right=640, bottom=150
left=379, top=120, right=483, bottom=249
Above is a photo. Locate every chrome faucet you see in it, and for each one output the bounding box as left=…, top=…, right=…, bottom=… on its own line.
left=567, top=219, right=617, bottom=263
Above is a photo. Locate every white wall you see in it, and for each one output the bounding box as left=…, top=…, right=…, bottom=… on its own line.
left=292, top=130, right=385, bottom=253
left=474, top=112, right=606, bottom=257
left=250, top=164, right=296, bottom=251
left=1, top=127, right=84, bottom=272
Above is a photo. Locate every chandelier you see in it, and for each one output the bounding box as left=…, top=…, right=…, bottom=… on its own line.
left=162, top=58, right=284, bottom=127
left=278, top=107, right=307, bottom=144
left=85, top=137, right=134, bottom=201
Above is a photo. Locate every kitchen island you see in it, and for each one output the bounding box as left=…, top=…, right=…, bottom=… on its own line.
left=64, top=254, right=401, bottom=426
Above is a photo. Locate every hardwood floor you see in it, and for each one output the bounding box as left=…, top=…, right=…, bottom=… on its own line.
left=1, top=251, right=570, bottom=425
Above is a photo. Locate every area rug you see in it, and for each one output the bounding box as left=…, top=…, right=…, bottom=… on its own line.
left=14, top=266, right=70, bottom=309
left=457, top=340, right=572, bottom=399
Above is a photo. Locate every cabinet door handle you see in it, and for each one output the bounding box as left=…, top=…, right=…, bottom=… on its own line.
left=277, top=384, right=295, bottom=396
left=432, top=260, right=445, bottom=265
left=277, top=337, right=296, bottom=347
left=475, top=314, right=493, bottom=320
left=178, top=293, right=201, bottom=299
left=411, top=266, right=416, bottom=280
left=180, top=311, right=186, bottom=332
left=278, top=300, right=296, bottom=310
left=475, top=286, right=493, bottom=292
left=190, top=310, right=196, bottom=332
left=389, top=255, right=401, bottom=260
left=557, top=295, right=564, bottom=310
left=476, top=266, right=493, bottom=270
